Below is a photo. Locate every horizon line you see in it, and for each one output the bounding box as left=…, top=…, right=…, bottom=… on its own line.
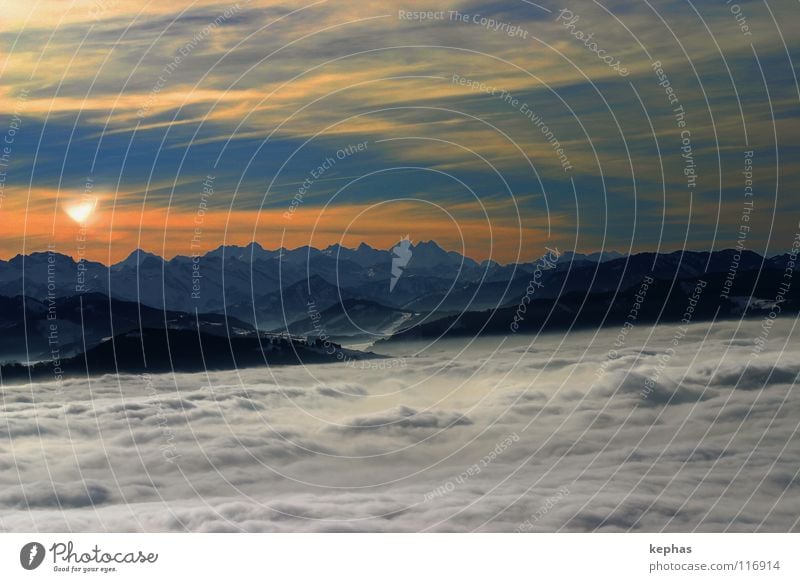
left=0, top=242, right=792, bottom=269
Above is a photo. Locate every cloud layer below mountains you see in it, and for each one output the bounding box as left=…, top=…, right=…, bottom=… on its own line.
left=1, top=318, right=799, bottom=532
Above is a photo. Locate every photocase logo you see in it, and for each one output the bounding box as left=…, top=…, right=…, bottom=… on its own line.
left=20, top=542, right=45, bottom=570
left=390, top=235, right=413, bottom=292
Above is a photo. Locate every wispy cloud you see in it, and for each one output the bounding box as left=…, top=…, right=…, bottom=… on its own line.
left=0, top=0, right=798, bottom=259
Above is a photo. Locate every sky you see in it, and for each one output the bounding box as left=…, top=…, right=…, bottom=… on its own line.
left=0, top=0, right=798, bottom=263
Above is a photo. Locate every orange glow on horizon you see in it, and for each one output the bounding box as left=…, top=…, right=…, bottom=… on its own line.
left=0, top=199, right=557, bottom=265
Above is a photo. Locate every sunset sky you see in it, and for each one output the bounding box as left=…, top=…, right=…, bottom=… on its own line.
left=0, top=0, right=797, bottom=263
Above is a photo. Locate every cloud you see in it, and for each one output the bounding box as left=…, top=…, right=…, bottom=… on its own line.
left=316, top=384, right=367, bottom=398
left=0, top=481, right=111, bottom=509
left=1, top=0, right=799, bottom=262
left=1, top=308, right=799, bottom=533
left=335, top=405, right=473, bottom=434
left=693, top=360, right=800, bottom=390
left=597, top=369, right=711, bottom=406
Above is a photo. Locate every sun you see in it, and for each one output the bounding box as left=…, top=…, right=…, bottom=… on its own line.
left=64, top=198, right=98, bottom=224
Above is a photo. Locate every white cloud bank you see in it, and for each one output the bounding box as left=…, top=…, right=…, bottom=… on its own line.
left=1, top=318, right=799, bottom=532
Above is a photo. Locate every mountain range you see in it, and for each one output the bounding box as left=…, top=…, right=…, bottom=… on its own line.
left=0, top=241, right=621, bottom=330
left=1, top=242, right=796, bottom=375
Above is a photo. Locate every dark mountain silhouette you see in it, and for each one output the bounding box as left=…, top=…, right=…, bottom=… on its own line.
left=0, top=293, right=253, bottom=363
left=382, top=267, right=797, bottom=342
left=0, top=328, right=376, bottom=384
left=2, top=244, right=796, bottom=362
left=0, top=241, right=619, bottom=317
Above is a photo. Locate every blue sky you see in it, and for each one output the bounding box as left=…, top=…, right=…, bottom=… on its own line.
left=0, top=0, right=797, bottom=263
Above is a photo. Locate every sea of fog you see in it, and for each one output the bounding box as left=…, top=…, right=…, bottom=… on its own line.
left=2, top=318, right=799, bottom=532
